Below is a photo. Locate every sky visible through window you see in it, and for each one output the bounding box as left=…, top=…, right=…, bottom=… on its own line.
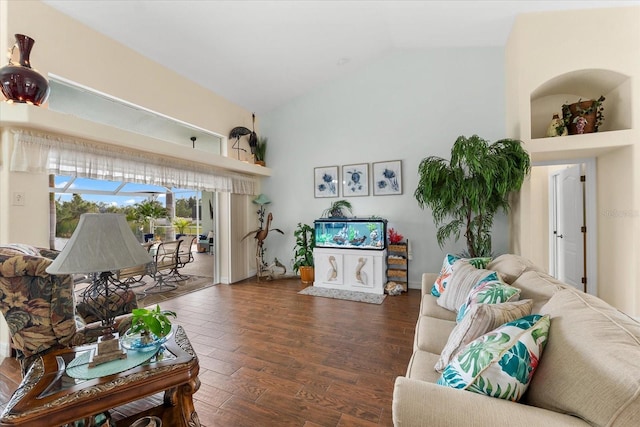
left=54, top=176, right=198, bottom=207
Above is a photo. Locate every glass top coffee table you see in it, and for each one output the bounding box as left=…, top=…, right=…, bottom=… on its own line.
left=0, top=325, right=200, bottom=427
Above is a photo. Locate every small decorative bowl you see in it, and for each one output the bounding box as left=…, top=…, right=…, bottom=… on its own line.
left=130, top=416, right=162, bottom=427
left=120, top=329, right=171, bottom=352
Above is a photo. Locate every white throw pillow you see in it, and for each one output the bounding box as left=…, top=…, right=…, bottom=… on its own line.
left=437, top=260, right=500, bottom=312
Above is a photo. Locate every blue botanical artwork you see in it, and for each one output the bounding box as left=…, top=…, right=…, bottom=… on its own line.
left=314, top=166, right=339, bottom=198
left=342, top=163, right=369, bottom=196
left=373, top=160, right=402, bottom=195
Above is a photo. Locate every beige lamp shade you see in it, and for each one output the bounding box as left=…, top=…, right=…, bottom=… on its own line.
left=46, top=213, right=152, bottom=274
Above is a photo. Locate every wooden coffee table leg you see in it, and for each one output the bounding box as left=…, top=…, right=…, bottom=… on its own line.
left=163, top=377, right=201, bottom=427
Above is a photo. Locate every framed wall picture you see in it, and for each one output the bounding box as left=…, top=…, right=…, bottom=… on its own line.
left=373, top=160, right=402, bottom=195
left=314, top=166, right=339, bottom=198
left=342, top=163, right=369, bottom=197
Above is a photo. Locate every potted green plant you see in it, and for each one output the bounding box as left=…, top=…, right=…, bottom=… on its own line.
left=254, top=136, right=267, bottom=166
left=414, top=135, right=530, bottom=257
left=561, top=96, right=605, bottom=135
left=122, top=305, right=177, bottom=350
left=293, top=222, right=316, bottom=284
left=321, top=199, right=353, bottom=218
left=172, top=217, right=192, bottom=237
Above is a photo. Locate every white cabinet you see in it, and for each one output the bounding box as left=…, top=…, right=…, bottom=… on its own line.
left=313, top=248, right=387, bottom=295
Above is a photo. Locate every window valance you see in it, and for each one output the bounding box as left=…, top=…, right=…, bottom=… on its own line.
left=9, top=130, right=256, bottom=195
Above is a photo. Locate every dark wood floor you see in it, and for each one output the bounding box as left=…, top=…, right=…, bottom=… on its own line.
left=0, top=277, right=421, bottom=426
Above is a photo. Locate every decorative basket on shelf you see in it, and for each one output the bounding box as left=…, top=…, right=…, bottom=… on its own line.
left=387, top=269, right=407, bottom=278
left=387, top=257, right=406, bottom=265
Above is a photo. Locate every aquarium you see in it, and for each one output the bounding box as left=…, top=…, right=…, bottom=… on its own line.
left=314, top=218, right=387, bottom=250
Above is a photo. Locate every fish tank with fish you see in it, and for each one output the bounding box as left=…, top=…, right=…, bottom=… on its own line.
left=314, top=218, right=387, bottom=250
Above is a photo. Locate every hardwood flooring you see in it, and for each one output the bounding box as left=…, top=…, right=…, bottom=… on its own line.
left=0, top=277, right=421, bottom=426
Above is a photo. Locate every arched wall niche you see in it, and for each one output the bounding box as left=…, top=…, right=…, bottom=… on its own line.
left=530, top=69, right=631, bottom=140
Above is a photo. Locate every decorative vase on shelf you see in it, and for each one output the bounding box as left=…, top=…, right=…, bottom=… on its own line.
left=546, top=113, right=567, bottom=137
left=0, top=34, right=50, bottom=106
left=561, top=97, right=605, bottom=135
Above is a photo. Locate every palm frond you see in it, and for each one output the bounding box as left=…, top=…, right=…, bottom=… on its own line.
left=415, top=135, right=530, bottom=255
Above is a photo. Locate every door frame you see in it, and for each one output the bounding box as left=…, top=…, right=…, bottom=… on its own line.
left=541, top=158, right=597, bottom=295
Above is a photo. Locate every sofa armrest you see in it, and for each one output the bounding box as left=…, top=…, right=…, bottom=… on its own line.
left=392, top=377, right=589, bottom=427
left=421, top=273, right=438, bottom=296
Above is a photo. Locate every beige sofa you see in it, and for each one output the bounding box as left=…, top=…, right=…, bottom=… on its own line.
left=392, top=254, right=640, bottom=426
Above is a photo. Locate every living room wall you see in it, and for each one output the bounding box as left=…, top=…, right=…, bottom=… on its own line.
left=260, top=47, right=508, bottom=287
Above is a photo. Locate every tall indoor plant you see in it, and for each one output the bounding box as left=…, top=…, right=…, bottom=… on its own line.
left=293, top=222, right=316, bottom=284
left=414, top=135, right=530, bottom=257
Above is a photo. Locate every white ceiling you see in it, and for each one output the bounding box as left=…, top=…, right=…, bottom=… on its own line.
left=43, top=0, right=638, bottom=115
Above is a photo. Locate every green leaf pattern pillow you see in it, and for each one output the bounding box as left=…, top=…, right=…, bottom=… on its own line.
left=456, top=280, right=521, bottom=322
left=437, top=314, right=550, bottom=402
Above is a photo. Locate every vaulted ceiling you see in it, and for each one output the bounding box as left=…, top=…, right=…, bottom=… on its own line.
left=43, top=0, right=638, bottom=114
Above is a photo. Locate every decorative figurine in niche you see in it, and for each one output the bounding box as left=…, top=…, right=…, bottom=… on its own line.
left=546, top=113, right=567, bottom=137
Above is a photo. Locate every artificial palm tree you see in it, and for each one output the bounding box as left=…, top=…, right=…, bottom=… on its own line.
left=414, top=135, right=530, bottom=257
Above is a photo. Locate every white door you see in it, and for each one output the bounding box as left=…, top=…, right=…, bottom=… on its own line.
left=553, top=164, right=585, bottom=290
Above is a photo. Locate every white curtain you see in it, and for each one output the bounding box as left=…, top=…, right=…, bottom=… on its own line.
left=9, top=130, right=256, bottom=194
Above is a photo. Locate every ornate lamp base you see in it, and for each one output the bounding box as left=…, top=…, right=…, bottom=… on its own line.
left=89, top=334, right=127, bottom=367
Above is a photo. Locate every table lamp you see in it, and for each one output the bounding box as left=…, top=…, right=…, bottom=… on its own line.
left=46, top=213, right=152, bottom=365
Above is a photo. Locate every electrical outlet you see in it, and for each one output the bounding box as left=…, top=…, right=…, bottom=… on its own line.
left=12, top=192, right=25, bottom=206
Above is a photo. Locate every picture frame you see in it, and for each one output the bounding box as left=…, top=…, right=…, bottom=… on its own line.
left=314, top=166, right=339, bottom=198
left=342, top=163, right=369, bottom=197
left=373, top=160, right=402, bottom=196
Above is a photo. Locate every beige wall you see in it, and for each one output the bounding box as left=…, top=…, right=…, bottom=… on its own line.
left=506, top=6, right=640, bottom=315
left=597, top=146, right=638, bottom=313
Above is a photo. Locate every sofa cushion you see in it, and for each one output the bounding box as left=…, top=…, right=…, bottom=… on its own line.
left=406, top=350, right=442, bottom=383
left=486, top=254, right=541, bottom=284
left=525, top=289, right=640, bottom=426
left=456, top=280, right=521, bottom=322
left=511, top=270, right=567, bottom=312
left=437, top=314, right=550, bottom=402
left=437, top=261, right=499, bottom=312
left=431, top=254, right=491, bottom=297
left=435, top=299, right=534, bottom=372
left=414, top=315, right=456, bottom=354
left=0, top=244, right=40, bottom=257
left=0, top=251, right=77, bottom=359
left=421, top=293, right=457, bottom=322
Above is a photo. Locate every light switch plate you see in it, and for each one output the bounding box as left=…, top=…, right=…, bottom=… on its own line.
left=12, top=192, right=25, bottom=206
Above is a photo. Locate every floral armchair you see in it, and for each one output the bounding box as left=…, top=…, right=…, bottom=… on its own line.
left=0, top=244, right=136, bottom=374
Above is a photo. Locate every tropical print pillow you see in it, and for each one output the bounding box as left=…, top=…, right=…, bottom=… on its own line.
left=435, top=299, right=533, bottom=372
left=437, top=314, right=550, bottom=402
left=456, top=280, right=521, bottom=323
left=431, top=254, right=492, bottom=297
